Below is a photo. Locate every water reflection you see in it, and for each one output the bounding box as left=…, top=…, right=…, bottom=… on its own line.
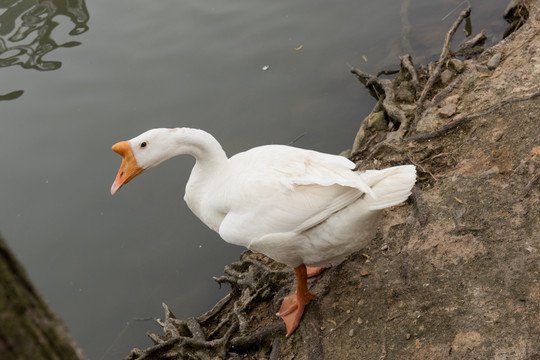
left=0, top=0, right=89, bottom=71
left=0, top=89, right=23, bottom=100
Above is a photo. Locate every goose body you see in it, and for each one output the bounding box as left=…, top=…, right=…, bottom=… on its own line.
left=111, top=127, right=416, bottom=336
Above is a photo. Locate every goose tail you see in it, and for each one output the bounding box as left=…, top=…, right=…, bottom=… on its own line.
left=360, top=165, right=417, bottom=210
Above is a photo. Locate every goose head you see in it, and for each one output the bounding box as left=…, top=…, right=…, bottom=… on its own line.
left=110, top=128, right=175, bottom=195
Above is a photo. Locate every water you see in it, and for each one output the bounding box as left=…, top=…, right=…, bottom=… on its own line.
left=0, top=0, right=508, bottom=358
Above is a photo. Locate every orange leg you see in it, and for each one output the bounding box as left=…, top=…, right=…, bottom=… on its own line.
left=276, top=264, right=318, bottom=337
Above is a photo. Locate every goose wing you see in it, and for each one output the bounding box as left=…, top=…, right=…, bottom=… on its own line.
left=215, top=145, right=372, bottom=246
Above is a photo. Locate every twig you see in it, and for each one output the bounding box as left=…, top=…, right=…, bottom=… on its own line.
left=354, top=141, right=402, bottom=171
left=400, top=54, right=421, bottom=93
left=351, top=134, right=378, bottom=159
left=288, top=132, right=308, bottom=146
left=407, top=151, right=437, bottom=181
left=451, top=225, right=486, bottom=235
left=125, top=338, right=180, bottom=360
left=302, top=301, right=325, bottom=360
left=441, top=0, right=470, bottom=21
left=376, top=69, right=400, bottom=77
left=198, top=293, right=233, bottom=323
left=328, top=315, right=352, bottom=333
left=425, top=72, right=464, bottom=110
left=411, top=187, right=430, bottom=227
left=229, top=325, right=285, bottom=349
left=414, top=8, right=471, bottom=122
left=350, top=66, right=411, bottom=137
left=349, top=65, right=383, bottom=93
left=522, top=171, right=540, bottom=199
left=128, top=252, right=292, bottom=359
left=405, top=89, right=540, bottom=142
left=269, top=339, right=281, bottom=360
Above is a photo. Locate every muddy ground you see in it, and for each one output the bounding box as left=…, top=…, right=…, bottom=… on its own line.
left=126, top=2, right=540, bottom=359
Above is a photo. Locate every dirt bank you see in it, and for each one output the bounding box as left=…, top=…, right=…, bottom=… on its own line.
left=125, top=2, right=540, bottom=359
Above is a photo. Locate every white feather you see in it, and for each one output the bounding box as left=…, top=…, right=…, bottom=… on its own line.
left=121, top=128, right=417, bottom=268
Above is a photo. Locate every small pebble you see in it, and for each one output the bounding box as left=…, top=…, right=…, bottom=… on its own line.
left=440, top=69, right=454, bottom=84
left=406, top=333, right=411, bottom=340
left=349, top=329, right=355, bottom=337
left=481, top=166, right=500, bottom=177
left=380, top=244, right=388, bottom=251
left=491, top=129, right=504, bottom=142
left=438, top=103, right=457, bottom=118
left=444, top=94, right=460, bottom=107
left=449, top=58, right=465, bottom=73
left=360, top=270, right=371, bottom=277
left=475, top=64, right=490, bottom=74
left=487, top=53, right=502, bottom=70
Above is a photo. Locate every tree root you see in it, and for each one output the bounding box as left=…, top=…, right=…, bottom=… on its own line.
left=413, top=7, right=471, bottom=121
left=522, top=170, right=540, bottom=199
left=349, top=66, right=411, bottom=142
left=405, top=89, right=540, bottom=142
left=349, top=66, right=409, bottom=134
left=348, top=4, right=537, bottom=171
left=123, top=4, right=539, bottom=360
left=123, top=250, right=353, bottom=359
left=400, top=54, right=421, bottom=93
left=125, top=251, right=292, bottom=360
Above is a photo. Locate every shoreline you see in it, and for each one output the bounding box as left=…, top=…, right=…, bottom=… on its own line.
left=126, top=2, right=540, bottom=359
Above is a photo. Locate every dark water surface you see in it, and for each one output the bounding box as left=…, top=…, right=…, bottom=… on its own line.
left=0, top=0, right=508, bottom=358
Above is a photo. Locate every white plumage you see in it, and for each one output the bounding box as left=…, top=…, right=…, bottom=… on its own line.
left=111, top=127, right=416, bottom=336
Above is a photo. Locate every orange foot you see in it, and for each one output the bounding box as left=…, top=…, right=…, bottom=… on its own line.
left=276, top=264, right=318, bottom=336
left=277, top=291, right=317, bottom=336
left=306, top=266, right=325, bottom=278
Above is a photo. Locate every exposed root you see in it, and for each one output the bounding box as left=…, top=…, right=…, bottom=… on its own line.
left=522, top=170, right=540, bottom=199
left=349, top=66, right=409, bottom=135
left=399, top=54, right=421, bottom=93
left=124, top=252, right=292, bottom=360
left=405, top=90, right=540, bottom=142
left=348, top=7, right=479, bottom=158
left=414, top=7, right=471, bottom=120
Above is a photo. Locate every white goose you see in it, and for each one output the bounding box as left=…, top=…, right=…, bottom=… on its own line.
left=110, top=127, right=416, bottom=336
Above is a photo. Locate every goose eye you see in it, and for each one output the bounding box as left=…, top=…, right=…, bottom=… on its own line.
left=140, top=142, right=147, bottom=148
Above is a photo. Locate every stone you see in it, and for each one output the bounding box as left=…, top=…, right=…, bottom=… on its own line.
left=366, top=111, right=388, bottom=132
left=438, top=103, right=457, bottom=118
left=416, top=112, right=441, bottom=133
left=399, top=104, right=416, bottom=112
left=457, top=32, right=487, bottom=57
left=475, top=64, right=490, bottom=74
left=449, top=58, right=465, bottom=73
left=395, top=81, right=415, bottom=103
left=440, top=69, right=454, bottom=85
left=481, top=166, right=500, bottom=177
left=443, top=94, right=460, bottom=107
left=487, top=53, right=502, bottom=70
left=463, top=76, right=476, bottom=92
left=491, top=129, right=504, bottom=142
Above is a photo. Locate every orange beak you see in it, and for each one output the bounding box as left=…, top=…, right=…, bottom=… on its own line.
left=110, top=141, right=143, bottom=195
